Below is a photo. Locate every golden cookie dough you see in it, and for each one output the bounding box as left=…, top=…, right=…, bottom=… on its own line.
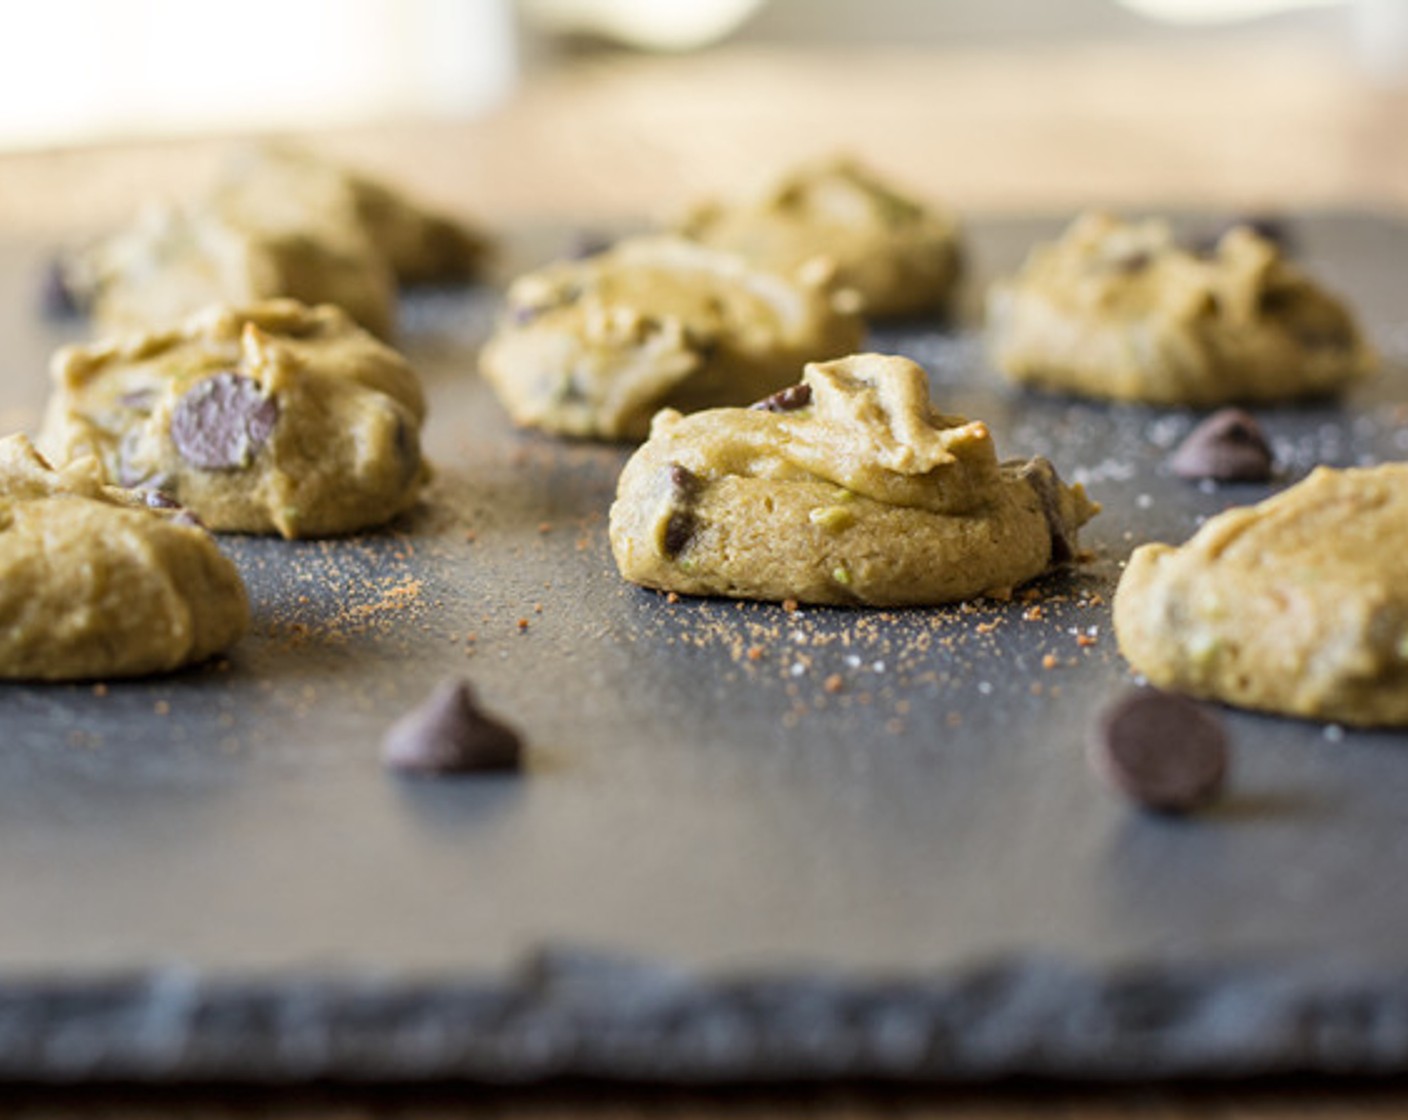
left=66, top=200, right=397, bottom=340
left=481, top=235, right=866, bottom=441
left=39, top=300, right=428, bottom=539
left=211, top=144, right=488, bottom=285
left=609, top=353, right=1098, bottom=606
left=987, top=212, right=1375, bottom=404
left=65, top=144, right=488, bottom=338
left=1114, top=464, right=1408, bottom=726
left=676, top=156, right=963, bottom=319
left=0, top=434, right=248, bottom=680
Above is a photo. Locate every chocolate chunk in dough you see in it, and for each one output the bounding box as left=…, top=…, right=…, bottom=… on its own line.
left=171, top=372, right=278, bottom=471
left=1090, top=687, right=1229, bottom=814
left=1168, top=409, right=1274, bottom=483
left=38, top=256, right=84, bottom=319
left=382, top=679, right=524, bottom=774
left=750, top=383, right=812, bottom=413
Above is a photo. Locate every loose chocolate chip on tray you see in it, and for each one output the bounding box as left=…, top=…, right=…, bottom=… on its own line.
left=170, top=373, right=279, bottom=471
left=750, top=384, right=812, bottom=413
left=1090, top=687, right=1229, bottom=814
left=1168, top=409, right=1275, bottom=483
left=382, top=678, right=523, bottom=775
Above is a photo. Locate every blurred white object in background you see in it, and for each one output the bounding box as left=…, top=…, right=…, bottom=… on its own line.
left=1351, top=0, right=1408, bottom=84
left=521, top=0, right=765, bottom=49
left=1116, top=0, right=1336, bottom=20
left=0, top=0, right=519, bottom=149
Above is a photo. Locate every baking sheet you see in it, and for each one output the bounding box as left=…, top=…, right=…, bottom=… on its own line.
left=1, top=215, right=1407, bottom=1082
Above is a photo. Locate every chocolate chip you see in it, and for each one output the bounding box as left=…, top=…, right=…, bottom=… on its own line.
left=1013, top=457, right=1074, bottom=564
left=1108, top=250, right=1151, bottom=274
left=170, top=372, right=278, bottom=471
left=1190, top=214, right=1296, bottom=257
left=38, top=256, right=83, bottom=319
left=668, top=462, right=701, bottom=502
left=382, top=679, right=523, bottom=775
left=1090, top=687, right=1229, bottom=814
left=118, top=389, right=158, bottom=413
left=143, top=491, right=181, bottom=510
left=662, top=510, right=697, bottom=558
left=750, top=384, right=812, bottom=413
left=566, top=230, right=613, bottom=259
left=1168, top=409, right=1274, bottom=483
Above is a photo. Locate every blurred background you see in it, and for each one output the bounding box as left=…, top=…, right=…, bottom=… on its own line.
left=1, top=0, right=1407, bottom=234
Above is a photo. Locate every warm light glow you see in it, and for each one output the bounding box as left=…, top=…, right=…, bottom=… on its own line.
left=1116, top=0, right=1338, bottom=23
left=0, top=0, right=518, bottom=149
left=522, top=0, right=765, bottom=50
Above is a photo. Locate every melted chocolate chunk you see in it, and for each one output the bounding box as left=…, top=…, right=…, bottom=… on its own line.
left=170, top=373, right=278, bottom=471
left=1108, top=250, right=1151, bottom=274
left=1013, top=457, right=1074, bottom=565
left=750, top=384, right=812, bottom=413
left=662, top=510, right=697, bottom=558
left=662, top=463, right=703, bottom=558
left=1168, top=409, right=1274, bottom=483
left=1090, top=687, right=1229, bottom=814
left=118, top=389, right=158, bottom=413
left=1190, top=213, right=1296, bottom=258
left=382, top=679, right=524, bottom=775
left=38, top=256, right=84, bottom=320
left=667, top=463, right=701, bottom=502
left=566, top=230, right=613, bottom=260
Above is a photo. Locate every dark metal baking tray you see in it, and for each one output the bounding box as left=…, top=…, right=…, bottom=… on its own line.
left=1, top=214, right=1407, bottom=1083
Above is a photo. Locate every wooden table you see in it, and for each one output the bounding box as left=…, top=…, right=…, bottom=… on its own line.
left=2, top=37, right=1406, bottom=1118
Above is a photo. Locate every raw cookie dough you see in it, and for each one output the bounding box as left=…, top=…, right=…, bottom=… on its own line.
left=66, top=200, right=397, bottom=340
left=39, top=300, right=428, bottom=539
left=0, top=434, right=247, bottom=680
left=676, top=156, right=963, bottom=319
left=609, top=353, right=1098, bottom=606
left=65, top=144, right=488, bottom=338
left=481, top=235, right=866, bottom=441
left=211, top=144, right=488, bottom=285
left=1114, top=463, right=1408, bottom=726
left=987, top=211, right=1374, bottom=404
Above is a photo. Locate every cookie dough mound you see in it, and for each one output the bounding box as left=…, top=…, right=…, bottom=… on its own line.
left=676, top=157, right=963, bottom=319
left=987, top=212, right=1374, bottom=405
left=212, top=144, right=488, bottom=285
left=39, top=300, right=427, bottom=539
left=67, top=201, right=397, bottom=340
left=0, top=435, right=248, bottom=680
left=609, top=353, right=1097, bottom=606
left=65, top=144, right=489, bottom=338
left=481, top=235, right=865, bottom=441
left=1114, top=464, right=1408, bottom=726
